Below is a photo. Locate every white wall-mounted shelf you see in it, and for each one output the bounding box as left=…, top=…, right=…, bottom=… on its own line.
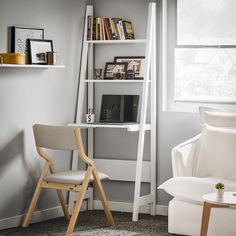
left=0, top=64, right=65, bottom=68
left=84, top=80, right=150, bottom=83
left=86, top=39, right=146, bottom=44
left=69, top=123, right=151, bottom=132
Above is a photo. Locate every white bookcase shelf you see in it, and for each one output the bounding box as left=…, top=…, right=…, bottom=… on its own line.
left=69, top=123, right=151, bottom=132
left=70, top=3, right=156, bottom=222
left=84, top=79, right=150, bottom=83
left=0, top=64, right=65, bottom=68
left=87, top=39, right=146, bottom=44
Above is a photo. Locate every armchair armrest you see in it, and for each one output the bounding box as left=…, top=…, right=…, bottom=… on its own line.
left=172, top=134, right=201, bottom=177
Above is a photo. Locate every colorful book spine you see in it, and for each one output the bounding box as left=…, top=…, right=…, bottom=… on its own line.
left=87, top=16, right=135, bottom=40
left=87, top=16, right=93, bottom=40
left=108, top=18, right=116, bottom=40
left=123, top=20, right=135, bottom=39
left=118, top=19, right=125, bottom=40
left=111, top=18, right=119, bottom=40
left=95, top=17, right=99, bottom=40
left=92, top=17, right=96, bottom=40
left=101, top=18, right=106, bottom=40
left=99, top=18, right=103, bottom=40
left=104, top=18, right=109, bottom=39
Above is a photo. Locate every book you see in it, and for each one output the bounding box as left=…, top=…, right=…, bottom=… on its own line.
left=92, top=17, right=96, bottom=40
left=108, top=18, right=116, bottom=40
left=101, top=18, right=106, bottom=40
left=104, top=18, right=112, bottom=40
left=111, top=18, right=119, bottom=40
left=118, top=19, right=125, bottom=40
left=114, top=18, right=122, bottom=39
left=123, top=20, right=135, bottom=39
left=87, top=16, right=93, bottom=40
left=95, top=17, right=99, bottom=40
left=99, top=18, right=103, bottom=40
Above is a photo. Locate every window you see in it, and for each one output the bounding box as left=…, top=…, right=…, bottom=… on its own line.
left=162, top=0, right=236, bottom=111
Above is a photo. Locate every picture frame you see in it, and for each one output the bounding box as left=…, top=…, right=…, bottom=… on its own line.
left=28, top=39, right=53, bottom=64
left=114, top=56, right=145, bottom=80
left=10, top=26, right=44, bottom=53
left=104, top=62, right=128, bottom=80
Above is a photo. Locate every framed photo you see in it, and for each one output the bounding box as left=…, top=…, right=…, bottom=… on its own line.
left=28, top=39, right=53, bottom=64
left=10, top=26, right=44, bottom=53
left=104, top=62, right=128, bottom=80
left=114, top=56, right=145, bottom=80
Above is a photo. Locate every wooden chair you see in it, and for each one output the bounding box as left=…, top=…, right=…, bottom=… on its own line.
left=22, top=124, right=115, bottom=235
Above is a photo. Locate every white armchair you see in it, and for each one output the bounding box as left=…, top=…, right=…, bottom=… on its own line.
left=159, top=107, right=236, bottom=236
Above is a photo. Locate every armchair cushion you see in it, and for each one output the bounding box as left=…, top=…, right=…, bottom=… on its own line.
left=194, top=125, right=236, bottom=180
left=159, top=177, right=236, bottom=203
left=199, top=107, right=236, bottom=127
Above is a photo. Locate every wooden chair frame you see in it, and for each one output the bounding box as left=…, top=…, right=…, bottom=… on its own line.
left=22, top=126, right=115, bottom=235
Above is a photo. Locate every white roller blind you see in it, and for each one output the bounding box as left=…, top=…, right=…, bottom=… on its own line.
left=177, top=0, right=236, bottom=45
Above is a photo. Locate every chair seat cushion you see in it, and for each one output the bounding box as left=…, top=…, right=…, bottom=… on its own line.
left=158, top=177, right=236, bottom=203
left=44, top=170, right=110, bottom=185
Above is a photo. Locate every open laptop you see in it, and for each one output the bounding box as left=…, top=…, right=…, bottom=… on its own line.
left=99, top=95, right=139, bottom=124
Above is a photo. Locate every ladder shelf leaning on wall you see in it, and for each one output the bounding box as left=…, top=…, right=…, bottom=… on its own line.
left=70, top=3, right=156, bottom=221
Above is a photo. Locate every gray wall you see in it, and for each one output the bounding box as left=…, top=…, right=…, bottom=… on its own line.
left=0, top=0, right=88, bottom=219
left=0, top=0, right=202, bottom=223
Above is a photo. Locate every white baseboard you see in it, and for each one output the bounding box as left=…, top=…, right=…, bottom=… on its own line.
left=0, top=201, right=87, bottom=231
left=0, top=201, right=168, bottom=231
left=94, top=200, right=168, bottom=216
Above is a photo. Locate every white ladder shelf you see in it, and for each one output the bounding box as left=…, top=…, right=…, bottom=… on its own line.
left=70, top=2, right=156, bottom=221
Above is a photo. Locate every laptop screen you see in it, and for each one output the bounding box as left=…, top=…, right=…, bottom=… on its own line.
left=99, top=95, right=139, bottom=123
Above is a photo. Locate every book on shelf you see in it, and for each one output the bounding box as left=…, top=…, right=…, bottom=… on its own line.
left=87, top=16, right=135, bottom=41
left=122, top=20, right=135, bottom=39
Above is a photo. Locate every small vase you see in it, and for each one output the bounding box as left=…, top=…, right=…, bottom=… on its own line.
left=216, top=189, right=224, bottom=199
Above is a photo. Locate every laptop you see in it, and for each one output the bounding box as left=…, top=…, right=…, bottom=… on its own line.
left=99, top=95, right=139, bottom=123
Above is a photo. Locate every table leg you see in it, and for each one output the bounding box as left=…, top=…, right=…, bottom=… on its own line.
left=200, top=202, right=212, bottom=236
left=200, top=202, right=228, bottom=236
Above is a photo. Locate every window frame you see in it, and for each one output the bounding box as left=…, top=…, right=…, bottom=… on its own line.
left=161, top=0, right=236, bottom=112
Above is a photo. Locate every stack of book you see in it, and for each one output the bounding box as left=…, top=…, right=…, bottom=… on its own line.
left=87, top=16, right=135, bottom=41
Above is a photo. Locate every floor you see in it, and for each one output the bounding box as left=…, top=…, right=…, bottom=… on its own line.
left=0, top=210, right=180, bottom=236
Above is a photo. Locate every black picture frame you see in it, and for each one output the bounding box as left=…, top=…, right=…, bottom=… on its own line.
left=10, top=26, right=44, bottom=53
left=114, top=56, right=145, bottom=80
left=104, top=62, right=128, bottom=80
left=28, top=39, right=53, bottom=64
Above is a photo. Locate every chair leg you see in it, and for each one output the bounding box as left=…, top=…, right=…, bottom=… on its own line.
left=22, top=164, right=49, bottom=227
left=66, top=167, right=92, bottom=235
left=92, top=169, right=115, bottom=227
left=56, top=190, right=70, bottom=220
left=49, top=162, right=70, bottom=220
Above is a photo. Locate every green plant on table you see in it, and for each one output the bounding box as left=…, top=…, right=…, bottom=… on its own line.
left=215, top=182, right=225, bottom=190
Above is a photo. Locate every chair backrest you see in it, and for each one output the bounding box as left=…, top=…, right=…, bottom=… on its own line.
left=33, top=124, right=77, bottom=150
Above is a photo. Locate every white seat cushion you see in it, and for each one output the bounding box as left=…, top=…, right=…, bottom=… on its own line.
left=44, top=170, right=110, bottom=185
left=194, top=125, right=236, bottom=180
left=158, top=177, right=236, bottom=203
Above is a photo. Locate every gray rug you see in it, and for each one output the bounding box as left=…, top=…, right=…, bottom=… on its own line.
left=0, top=210, right=179, bottom=236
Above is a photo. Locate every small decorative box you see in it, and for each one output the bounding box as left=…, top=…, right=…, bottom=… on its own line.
left=0, top=53, right=25, bottom=64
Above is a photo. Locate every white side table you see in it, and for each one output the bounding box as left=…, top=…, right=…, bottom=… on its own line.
left=200, top=192, right=236, bottom=236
